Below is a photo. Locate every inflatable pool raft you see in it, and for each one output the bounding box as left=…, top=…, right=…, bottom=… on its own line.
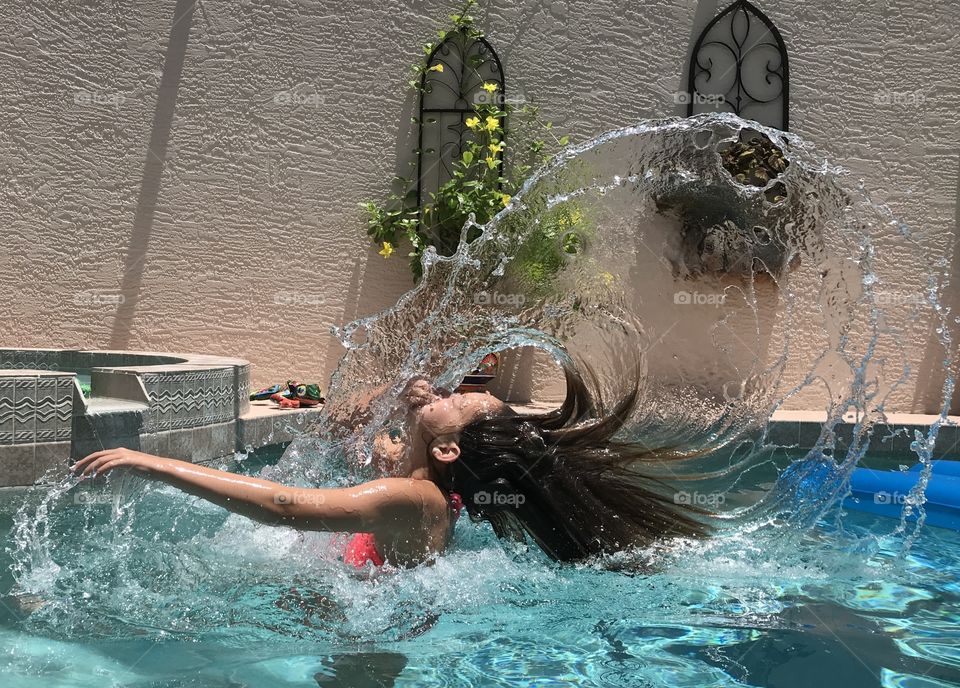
left=844, top=460, right=960, bottom=530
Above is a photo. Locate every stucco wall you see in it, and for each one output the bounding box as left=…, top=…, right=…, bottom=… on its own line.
left=2, top=0, right=958, bottom=412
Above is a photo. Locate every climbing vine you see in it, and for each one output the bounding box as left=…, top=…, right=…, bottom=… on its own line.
left=361, top=0, right=580, bottom=285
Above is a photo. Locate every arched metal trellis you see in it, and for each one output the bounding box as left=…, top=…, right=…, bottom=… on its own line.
left=417, top=30, right=505, bottom=231
left=686, top=0, right=789, bottom=131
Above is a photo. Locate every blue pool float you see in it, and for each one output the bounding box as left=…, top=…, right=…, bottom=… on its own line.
left=844, top=460, right=960, bottom=530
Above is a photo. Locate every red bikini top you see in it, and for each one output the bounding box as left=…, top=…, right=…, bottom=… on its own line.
left=342, top=492, right=462, bottom=568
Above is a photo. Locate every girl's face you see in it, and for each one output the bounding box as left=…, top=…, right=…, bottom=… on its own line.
left=416, top=395, right=470, bottom=438
left=415, top=392, right=508, bottom=466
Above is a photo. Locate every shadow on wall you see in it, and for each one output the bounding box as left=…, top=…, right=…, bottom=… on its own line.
left=939, top=153, right=960, bottom=415
left=321, top=88, right=423, bottom=385
left=954, top=153, right=960, bottom=414
left=110, top=0, right=196, bottom=350
left=911, top=152, right=960, bottom=415
left=105, top=0, right=421, bottom=388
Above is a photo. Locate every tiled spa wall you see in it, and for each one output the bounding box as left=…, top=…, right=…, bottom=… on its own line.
left=0, top=349, right=291, bottom=487
left=0, top=370, right=76, bottom=485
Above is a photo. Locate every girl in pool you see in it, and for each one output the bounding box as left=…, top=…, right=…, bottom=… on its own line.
left=73, top=365, right=710, bottom=568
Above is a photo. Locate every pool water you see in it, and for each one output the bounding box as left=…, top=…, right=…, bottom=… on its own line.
left=1, top=449, right=959, bottom=688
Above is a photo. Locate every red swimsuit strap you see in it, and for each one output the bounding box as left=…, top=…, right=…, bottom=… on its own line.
left=448, top=491, right=464, bottom=519
left=343, top=490, right=463, bottom=569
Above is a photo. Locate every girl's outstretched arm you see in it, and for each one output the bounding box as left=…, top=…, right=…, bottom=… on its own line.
left=73, top=448, right=423, bottom=534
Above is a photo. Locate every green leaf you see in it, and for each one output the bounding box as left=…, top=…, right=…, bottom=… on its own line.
left=558, top=135, right=569, bottom=146
left=462, top=150, right=474, bottom=165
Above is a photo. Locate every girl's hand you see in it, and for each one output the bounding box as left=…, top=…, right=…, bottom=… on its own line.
left=73, top=448, right=169, bottom=479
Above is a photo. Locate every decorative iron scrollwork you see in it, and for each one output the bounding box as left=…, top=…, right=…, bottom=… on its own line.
left=417, top=30, right=505, bottom=226
left=687, top=0, right=789, bottom=131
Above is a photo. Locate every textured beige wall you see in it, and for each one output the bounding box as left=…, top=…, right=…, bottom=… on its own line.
left=1, top=0, right=958, bottom=412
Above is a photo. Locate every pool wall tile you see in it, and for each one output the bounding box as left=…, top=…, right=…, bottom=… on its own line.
left=765, top=420, right=799, bottom=448
left=0, top=444, right=37, bottom=485
left=191, top=425, right=215, bottom=463
left=35, top=377, right=58, bottom=443
left=13, top=378, right=36, bottom=444
left=0, top=378, right=13, bottom=445
left=56, top=377, right=74, bottom=440
left=35, top=441, right=70, bottom=480
left=139, top=430, right=169, bottom=458
left=797, top=420, right=823, bottom=450
left=236, top=364, right=251, bottom=417
left=210, top=421, right=235, bottom=458
left=898, top=425, right=924, bottom=455
left=167, top=427, right=195, bottom=461
left=869, top=424, right=897, bottom=454
left=936, top=424, right=960, bottom=458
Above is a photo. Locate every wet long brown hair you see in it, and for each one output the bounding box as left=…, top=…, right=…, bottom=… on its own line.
left=446, top=363, right=712, bottom=563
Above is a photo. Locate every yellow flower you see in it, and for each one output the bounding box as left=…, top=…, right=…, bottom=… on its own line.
left=484, top=155, right=497, bottom=169
left=488, top=140, right=505, bottom=154
left=601, top=271, right=614, bottom=286
left=482, top=82, right=498, bottom=93
left=428, top=64, right=444, bottom=73
left=484, top=116, right=499, bottom=132
left=465, top=116, right=480, bottom=130
left=379, top=241, right=394, bottom=258
left=558, top=207, right=581, bottom=227
left=500, top=193, right=511, bottom=206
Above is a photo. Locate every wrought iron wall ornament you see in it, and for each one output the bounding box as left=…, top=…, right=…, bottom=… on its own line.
left=417, top=30, right=505, bottom=228
left=686, top=0, right=789, bottom=131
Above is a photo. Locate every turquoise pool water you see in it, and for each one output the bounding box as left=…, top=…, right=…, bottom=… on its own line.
left=2, top=449, right=959, bottom=687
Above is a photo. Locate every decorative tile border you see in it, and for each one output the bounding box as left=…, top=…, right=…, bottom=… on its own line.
left=236, top=364, right=251, bottom=418
left=141, top=368, right=237, bottom=433
left=0, top=372, right=75, bottom=446
left=0, top=378, right=13, bottom=444
left=0, top=350, right=262, bottom=486
left=0, top=349, right=187, bottom=372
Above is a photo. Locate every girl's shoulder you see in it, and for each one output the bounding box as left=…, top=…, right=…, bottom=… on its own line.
left=360, top=477, right=449, bottom=511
